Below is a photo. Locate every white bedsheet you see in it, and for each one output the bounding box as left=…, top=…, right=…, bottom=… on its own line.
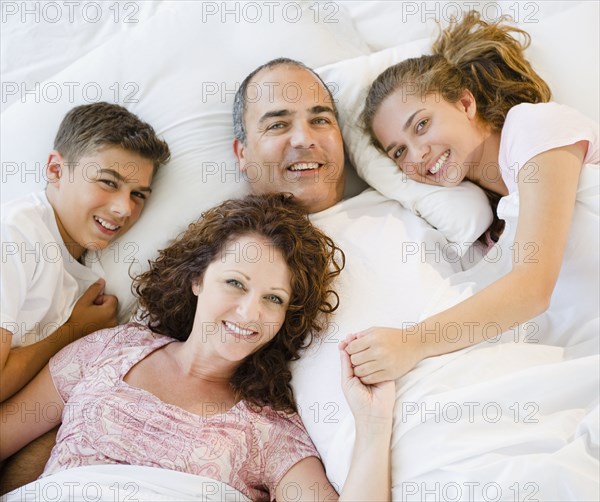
left=319, top=165, right=599, bottom=497
left=327, top=341, right=599, bottom=501
left=291, top=188, right=462, bottom=461
left=2, top=1, right=598, bottom=500
left=0, top=465, right=250, bottom=502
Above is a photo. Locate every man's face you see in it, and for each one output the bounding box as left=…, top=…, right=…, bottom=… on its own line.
left=233, top=65, right=345, bottom=213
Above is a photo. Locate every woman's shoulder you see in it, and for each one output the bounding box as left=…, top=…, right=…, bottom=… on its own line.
left=241, top=402, right=299, bottom=423
left=241, top=403, right=311, bottom=436
left=76, top=323, right=171, bottom=357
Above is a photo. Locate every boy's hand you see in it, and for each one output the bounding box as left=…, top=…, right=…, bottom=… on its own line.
left=343, top=327, right=426, bottom=384
left=68, top=279, right=118, bottom=338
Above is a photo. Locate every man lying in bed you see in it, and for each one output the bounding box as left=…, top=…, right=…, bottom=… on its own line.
left=231, top=58, right=462, bottom=464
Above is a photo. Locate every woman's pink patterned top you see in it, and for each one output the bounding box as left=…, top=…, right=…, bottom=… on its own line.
left=45, top=323, right=320, bottom=501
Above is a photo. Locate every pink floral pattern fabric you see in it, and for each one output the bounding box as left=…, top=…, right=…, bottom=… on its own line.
left=46, top=324, right=319, bottom=501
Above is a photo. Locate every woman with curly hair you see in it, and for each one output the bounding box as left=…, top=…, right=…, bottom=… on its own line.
left=1, top=193, right=395, bottom=501
left=347, top=11, right=598, bottom=384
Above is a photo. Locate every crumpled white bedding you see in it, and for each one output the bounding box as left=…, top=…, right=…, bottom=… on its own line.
left=336, top=163, right=599, bottom=500
left=327, top=340, right=599, bottom=501
left=0, top=465, right=250, bottom=502
left=2, top=1, right=598, bottom=500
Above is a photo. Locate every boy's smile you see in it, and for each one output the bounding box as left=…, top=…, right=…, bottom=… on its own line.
left=46, top=146, right=154, bottom=260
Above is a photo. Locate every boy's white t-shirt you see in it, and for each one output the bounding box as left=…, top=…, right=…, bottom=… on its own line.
left=1, top=191, right=104, bottom=347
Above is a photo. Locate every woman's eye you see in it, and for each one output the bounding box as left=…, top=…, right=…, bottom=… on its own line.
left=416, top=118, right=429, bottom=132
left=226, top=279, right=244, bottom=289
left=131, top=191, right=147, bottom=201
left=266, top=294, right=284, bottom=305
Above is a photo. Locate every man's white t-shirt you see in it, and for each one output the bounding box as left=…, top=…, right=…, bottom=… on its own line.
left=1, top=191, right=104, bottom=347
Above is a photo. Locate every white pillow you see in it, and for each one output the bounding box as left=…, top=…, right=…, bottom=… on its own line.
left=0, top=1, right=370, bottom=321
left=316, top=39, right=493, bottom=255
left=316, top=0, right=600, bottom=252
left=340, top=1, right=589, bottom=53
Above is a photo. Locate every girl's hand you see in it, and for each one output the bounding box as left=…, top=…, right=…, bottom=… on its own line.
left=343, top=327, right=426, bottom=384
left=340, top=337, right=395, bottom=423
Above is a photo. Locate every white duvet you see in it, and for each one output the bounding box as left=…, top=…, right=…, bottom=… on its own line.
left=2, top=1, right=598, bottom=500
left=0, top=465, right=250, bottom=502
left=292, top=178, right=599, bottom=500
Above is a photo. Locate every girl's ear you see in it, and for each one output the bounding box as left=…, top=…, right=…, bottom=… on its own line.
left=46, top=150, right=64, bottom=185
left=191, top=279, right=201, bottom=296
left=458, top=89, right=478, bottom=120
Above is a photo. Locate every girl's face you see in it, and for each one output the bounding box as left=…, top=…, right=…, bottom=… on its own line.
left=372, top=89, right=484, bottom=187
left=191, top=233, right=292, bottom=363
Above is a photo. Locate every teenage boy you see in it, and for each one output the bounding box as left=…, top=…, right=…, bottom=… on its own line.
left=1, top=102, right=170, bottom=402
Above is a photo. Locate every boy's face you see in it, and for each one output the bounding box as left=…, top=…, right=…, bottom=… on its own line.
left=46, top=146, right=154, bottom=260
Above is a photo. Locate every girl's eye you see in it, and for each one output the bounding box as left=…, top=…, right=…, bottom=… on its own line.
left=131, top=191, right=147, bottom=201
left=416, top=118, right=429, bottom=132
left=393, top=146, right=406, bottom=160
left=265, top=294, right=284, bottom=305
left=226, top=279, right=244, bottom=289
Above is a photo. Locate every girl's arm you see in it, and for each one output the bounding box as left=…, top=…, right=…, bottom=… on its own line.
left=345, top=141, right=587, bottom=384
left=0, top=364, right=64, bottom=460
left=275, top=341, right=394, bottom=501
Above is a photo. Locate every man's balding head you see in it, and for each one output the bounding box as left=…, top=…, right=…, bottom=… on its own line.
left=233, top=59, right=345, bottom=213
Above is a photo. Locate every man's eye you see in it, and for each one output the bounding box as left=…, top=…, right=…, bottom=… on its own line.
left=100, top=179, right=118, bottom=188
left=312, top=117, right=330, bottom=125
left=267, top=122, right=285, bottom=131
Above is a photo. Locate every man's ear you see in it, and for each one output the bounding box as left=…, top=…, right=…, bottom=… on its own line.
left=458, top=89, right=477, bottom=120
left=46, top=151, right=64, bottom=185
left=232, top=138, right=247, bottom=172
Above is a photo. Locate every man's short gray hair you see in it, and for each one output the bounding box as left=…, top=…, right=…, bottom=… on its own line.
left=233, top=57, right=338, bottom=145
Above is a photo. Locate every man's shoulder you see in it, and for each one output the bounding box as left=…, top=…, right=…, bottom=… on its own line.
left=311, top=188, right=408, bottom=224
left=312, top=188, right=383, bottom=215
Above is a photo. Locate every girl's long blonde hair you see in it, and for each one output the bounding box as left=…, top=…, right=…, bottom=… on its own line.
left=362, top=11, right=551, bottom=242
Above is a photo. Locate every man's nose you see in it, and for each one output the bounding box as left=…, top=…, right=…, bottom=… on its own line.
left=289, top=122, right=316, bottom=149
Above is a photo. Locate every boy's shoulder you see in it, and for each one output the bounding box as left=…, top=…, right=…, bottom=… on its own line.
left=1, top=191, right=53, bottom=229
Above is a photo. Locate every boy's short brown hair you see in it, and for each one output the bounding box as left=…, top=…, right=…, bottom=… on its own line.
left=53, top=102, right=171, bottom=171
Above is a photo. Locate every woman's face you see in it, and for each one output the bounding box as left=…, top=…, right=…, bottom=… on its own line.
left=191, top=233, right=292, bottom=363
left=372, top=89, right=484, bottom=187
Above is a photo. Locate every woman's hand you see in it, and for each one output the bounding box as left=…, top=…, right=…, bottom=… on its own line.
left=338, top=339, right=394, bottom=501
left=342, top=327, right=426, bottom=385
left=339, top=336, right=395, bottom=422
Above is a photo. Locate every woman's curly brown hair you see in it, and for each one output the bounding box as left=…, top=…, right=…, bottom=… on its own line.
left=133, top=193, right=344, bottom=414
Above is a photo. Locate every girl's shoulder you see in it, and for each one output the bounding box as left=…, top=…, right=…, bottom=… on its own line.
left=504, top=102, right=596, bottom=130
left=500, top=102, right=599, bottom=177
